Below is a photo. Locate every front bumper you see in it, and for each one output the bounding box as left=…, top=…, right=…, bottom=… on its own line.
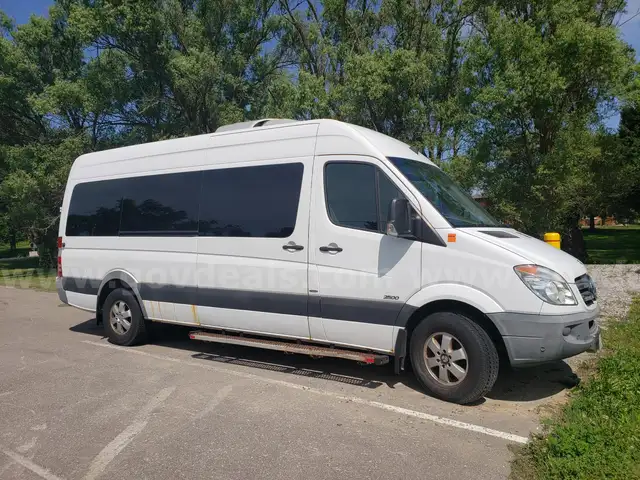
left=488, top=307, right=601, bottom=366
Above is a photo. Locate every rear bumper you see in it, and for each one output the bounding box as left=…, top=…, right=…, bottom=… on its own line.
left=56, top=277, right=68, bottom=304
left=488, top=307, right=601, bottom=366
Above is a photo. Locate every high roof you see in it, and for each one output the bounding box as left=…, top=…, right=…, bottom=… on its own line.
left=69, top=119, right=435, bottom=179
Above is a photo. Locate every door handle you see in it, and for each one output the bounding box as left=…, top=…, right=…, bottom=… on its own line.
left=319, top=244, right=343, bottom=253
left=282, top=242, right=304, bottom=252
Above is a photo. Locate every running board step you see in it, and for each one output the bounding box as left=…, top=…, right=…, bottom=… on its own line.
left=189, top=331, right=389, bottom=365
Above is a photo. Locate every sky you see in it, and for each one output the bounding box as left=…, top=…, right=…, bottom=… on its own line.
left=2, top=0, right=640, bottom=129
left=0, top=0, right=50, bottom=23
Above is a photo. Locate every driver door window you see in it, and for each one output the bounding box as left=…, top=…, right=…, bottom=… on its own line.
left=324, top=162, right=405, bottom=234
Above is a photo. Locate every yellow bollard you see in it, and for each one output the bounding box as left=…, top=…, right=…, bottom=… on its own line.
left=544, top=232, right=561, bottom=249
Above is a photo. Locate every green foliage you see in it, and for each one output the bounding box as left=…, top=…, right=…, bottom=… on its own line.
left=0, top=0, right=638, bottom=262
left=1, top=136, right=87, bottom=265
left=465, top=1, right=635, bottom=238
left=614, top=106, right=640, bottom=216
left=512, top=298, right=640, bottom=479
left=0, top=240, right=30, bottom=259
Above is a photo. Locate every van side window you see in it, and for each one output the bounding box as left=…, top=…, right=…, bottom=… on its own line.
left=66, top=179, right=126, bottom=236
left=325, top=163, right=378, bottom=232
left=120, top=171, right=201, bottom=234
left=199, top=163, right=304, bottom=238
left=324, top=162, right=405, bottom=233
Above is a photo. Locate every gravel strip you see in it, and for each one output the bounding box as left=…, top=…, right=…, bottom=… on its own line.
left=587, top=264, right=640, bottom=320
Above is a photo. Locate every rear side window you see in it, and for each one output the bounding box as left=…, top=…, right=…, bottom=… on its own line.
left=120, top=171, right=201, bottom=234
left=66, top=179, right=126, bottom=236
left=199, top=163, right=304, bottom=237
left=324, top=162, right=405, bottom=233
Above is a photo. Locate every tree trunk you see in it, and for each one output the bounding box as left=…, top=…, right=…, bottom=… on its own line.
left=589, top=215, right=596, bottom=231
left=9, top=231, right=16, bottom=253
left=562, top=224, right=587, bottom=262
left=37, top=230, right=58, bottom=269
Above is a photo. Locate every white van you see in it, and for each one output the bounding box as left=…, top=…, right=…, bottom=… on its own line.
left=56, top=118, right=600, bottom=404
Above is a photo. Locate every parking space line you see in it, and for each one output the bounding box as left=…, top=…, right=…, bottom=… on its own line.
left=82, top=340, right=529, bottom=444
left=0, top=447, right=65, bottom=480
left=194, top=384, right=235, bottom=421
left=83, top=386, right=175, bottom=480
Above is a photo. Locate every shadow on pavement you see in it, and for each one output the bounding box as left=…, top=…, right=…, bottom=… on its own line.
left=70, top=317, right=104, bottom=336
left=487, top=360, right=578, bottom=402
left=70, top=318, right=577, bottom=403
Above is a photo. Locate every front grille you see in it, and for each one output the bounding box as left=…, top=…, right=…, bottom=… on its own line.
left=575, top=274, right=596, bottom=306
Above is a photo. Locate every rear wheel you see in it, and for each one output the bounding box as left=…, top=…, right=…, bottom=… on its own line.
left=103, top=288, right=147, bottom=346
left=410, top=311, right=499, bottom=404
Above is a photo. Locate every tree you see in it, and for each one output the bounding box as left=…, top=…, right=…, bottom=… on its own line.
left=463, top=0, right=635, bottom=257
left=613, top=105, right=640, bottom=219
left=0, top=0, right=637, bottom=264
left=68, top=0, right=291, bottom=138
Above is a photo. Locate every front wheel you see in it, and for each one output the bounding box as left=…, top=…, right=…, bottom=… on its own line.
left=410, top=312, right=499, bottom=404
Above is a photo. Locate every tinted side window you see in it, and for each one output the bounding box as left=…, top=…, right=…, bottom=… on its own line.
left=325, top=163, right=378, bottom=232
left=66, top=179, right=126, bottom=236
left=120, top=171, right=201, bottom=234
left=199, top=163, right=304, bottom=238
left=325, top=163, right=407, bottom=234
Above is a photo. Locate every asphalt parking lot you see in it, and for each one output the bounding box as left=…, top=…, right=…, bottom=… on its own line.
left=0, top=287, right=581, bottom=479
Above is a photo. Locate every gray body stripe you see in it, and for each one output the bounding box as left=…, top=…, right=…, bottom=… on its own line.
left=62, top=277, right=404, bottom=326
left=139, top=284, right=308, bottom=318
left=137, top=284, right=198, bottom=308
left=62, top=277, right=100, bottom=296
left=308, top=296, right=322, bottom=318
left=319, top=296, right=403, bottom=325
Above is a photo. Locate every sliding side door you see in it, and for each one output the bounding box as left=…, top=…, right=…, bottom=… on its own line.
left=196, top=159, right=312, bottom=338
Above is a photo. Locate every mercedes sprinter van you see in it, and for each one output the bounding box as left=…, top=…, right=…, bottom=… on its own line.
left=56, top=119, right=600, bottom=404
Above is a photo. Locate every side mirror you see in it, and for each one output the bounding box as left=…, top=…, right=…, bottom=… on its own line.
left=387, top=198, right=413, bottom=238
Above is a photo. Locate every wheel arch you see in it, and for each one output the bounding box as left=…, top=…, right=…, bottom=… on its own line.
left=396, top=285, right=508, bottom=363
left=96, top=270, right=147, bottom=323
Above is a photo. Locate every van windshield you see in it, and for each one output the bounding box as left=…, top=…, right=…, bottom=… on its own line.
left=388, top=157, right=500, bottom=228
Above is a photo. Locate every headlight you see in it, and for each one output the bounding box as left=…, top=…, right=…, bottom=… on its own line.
left=514, top=265, right=577, bottom=305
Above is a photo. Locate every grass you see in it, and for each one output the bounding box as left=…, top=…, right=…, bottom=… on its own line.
left=0, top=256, right=57, bottom=292
left=510, top=298, right=640, bottom=479
left=0, top=240, right=56, bottom=291
left=0, top=239, right=31, bottom=259
left=583, top=225, right=640, bottom=264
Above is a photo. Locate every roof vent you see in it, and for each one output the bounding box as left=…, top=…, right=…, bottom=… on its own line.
left=215, top=118, right=298, bottom=133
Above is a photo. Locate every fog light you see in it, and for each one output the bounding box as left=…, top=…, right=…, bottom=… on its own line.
left=562, top=326, right=571, bottom=336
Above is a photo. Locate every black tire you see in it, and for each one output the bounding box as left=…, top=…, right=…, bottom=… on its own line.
left=103, top=288, right=147, bottom=346
left=410, top=311, right=499, bottom=404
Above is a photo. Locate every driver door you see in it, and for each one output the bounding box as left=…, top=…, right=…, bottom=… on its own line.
left=308, top=156, right=422, bottom=352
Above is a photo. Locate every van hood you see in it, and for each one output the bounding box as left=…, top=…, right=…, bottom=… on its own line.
left=461, top=228, right=587, bottom=283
